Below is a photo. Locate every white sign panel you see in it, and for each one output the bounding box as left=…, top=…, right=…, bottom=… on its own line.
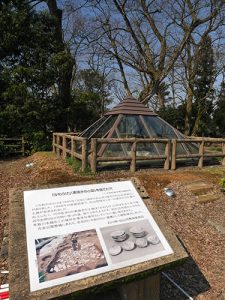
left=24, top=180, right=173, bottom=292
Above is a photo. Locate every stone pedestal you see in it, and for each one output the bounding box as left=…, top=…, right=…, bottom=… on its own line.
left=8, top=179, right=188, bottom=300
left=118, top=274, right=160, bottom=300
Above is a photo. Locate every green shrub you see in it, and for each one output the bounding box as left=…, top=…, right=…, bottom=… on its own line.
left=219, top=178, right=225, bottom=194
left=25, top=131, right=52, bottom=154
left=66, top=157, right=91, bottom=174
left=0, top=141, right=8, bottom=157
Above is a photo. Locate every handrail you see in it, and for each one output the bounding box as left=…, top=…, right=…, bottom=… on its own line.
left=90, top=137, right=170, bottom=172
left=171, top=138, right=225, bottom=170
left=0, top=137, right=25, bottom=156
left=53, top=133, right=225, bottom=172
left=53, top=133, right=87, bottom=172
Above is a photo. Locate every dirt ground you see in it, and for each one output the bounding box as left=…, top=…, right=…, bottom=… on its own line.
left=1, top=152, right=225, bottom=299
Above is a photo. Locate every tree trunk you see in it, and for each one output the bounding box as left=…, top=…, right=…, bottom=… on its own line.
left=139, top=81, right=154, bottom=104
left=139, top=81, right=165, bottom=109
left=58, top=54, right=74, bottom=130
left=116, top=54, right=131, bottom=96
left=191, top=109, right=203, bottom=136
left=184, top=85, right=193, bottom=135
left=46, top=0, right=74, bottom=132
left=156, top=89, right=165, bottom=109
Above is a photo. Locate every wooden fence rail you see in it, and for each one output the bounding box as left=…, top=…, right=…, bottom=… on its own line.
left=53, top=133, right=225, bottom=172
left=171, top=138, right=225, bottom=170
left=53, top=133, right=87, bottom=172
left=0, top=137, right=25, bottom=156
left=90, top=137, right=171, bottom=173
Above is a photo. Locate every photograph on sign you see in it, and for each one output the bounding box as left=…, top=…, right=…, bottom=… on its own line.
left=24, top=180, right=173, bottom=292
left=100, top=219, right=164, bottom=264
left=35, top=229, right=107, bottom=283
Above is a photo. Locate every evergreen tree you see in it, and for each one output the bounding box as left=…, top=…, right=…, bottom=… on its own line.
left=0, top=1, right=62, bottom=150
left=213, top=81, right=225, bottom=137
left=158, top=104, right=186, bottom=133
left=192, top=35, right=215, bottom=136
left=70, top=69, right=112, bottom=131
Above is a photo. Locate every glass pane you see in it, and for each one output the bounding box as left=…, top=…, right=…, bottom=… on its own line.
left=80, top=116, right=108, bottom=138
left=143, top=116, right=177, bottom=138
left=103, top=143, right=127, bottom=157
left=136, top=143, right=157, bottom=155
left=155, top=143, right=166, bottom=154
left=174, top=132, right=198, bottom=154
left=176, top=143, right=187, bottom=155
left=94, top=115, right=117, bottom=138
left=185, top=143, right=199, bottom=154
left=117, top=115, right=148, bottom=138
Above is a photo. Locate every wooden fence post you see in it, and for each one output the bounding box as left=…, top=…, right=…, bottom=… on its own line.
left=222, top=142, right=225, bottom=166
left=130, top=140, right=137, bottom=172
left=81, top=138, right=88, bottom=172
left=56, top=134, right=60, bottom=156
left=198, top=139, right=204, bottom=168
left=164, top=140, right=170, bottom=170
left=62, top=135, right=67, bottom=159
left=90, top=138, right=97, bottom=173
left=171, top=139, right=177, bottom=170
left=21, top=136, right=25, bottom=156
left=71, top=136, right=75, bottom=158
left=52, top=133, right=55, bottom=153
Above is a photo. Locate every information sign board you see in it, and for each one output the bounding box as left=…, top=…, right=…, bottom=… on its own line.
left=24, top=180, right=173, bottom=292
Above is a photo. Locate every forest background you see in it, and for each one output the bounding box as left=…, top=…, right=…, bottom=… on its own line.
left=0, top=0, right=225, bottom=152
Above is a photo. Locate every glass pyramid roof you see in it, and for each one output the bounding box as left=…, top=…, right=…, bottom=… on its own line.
left=80, top=96, right=198, bottom=157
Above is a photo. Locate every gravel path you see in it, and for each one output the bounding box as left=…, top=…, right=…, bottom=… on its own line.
left=1, top=153, right=225, bottom=299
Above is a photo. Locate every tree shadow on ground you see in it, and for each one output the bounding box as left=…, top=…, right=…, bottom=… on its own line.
left=160, top=255, right=210, bottom=299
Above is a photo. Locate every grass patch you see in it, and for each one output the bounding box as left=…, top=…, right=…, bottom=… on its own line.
left=219, top=177, right=225, bottom=194
left=38, top=151, right=55, bottom=157
left=203, top=166, right=225, bottom=176
left=205, top=146, right=222, bottom=152
left=66, top=157, right=92, bottom=174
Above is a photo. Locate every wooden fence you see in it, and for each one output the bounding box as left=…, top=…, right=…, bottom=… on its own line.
left=0, top=137, right=25, bottom=156
left=53, top=133, right=225, bottom=172
left=90, top=137, right=170, bottom=173
left=171, top=137, right=225, bottom=170
left=53, top=133, right=88, bottom=172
